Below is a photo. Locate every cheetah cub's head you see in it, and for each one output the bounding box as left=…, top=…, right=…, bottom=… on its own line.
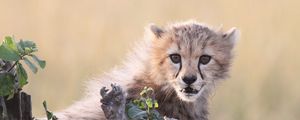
left=149, top=21, right=239, bottom=102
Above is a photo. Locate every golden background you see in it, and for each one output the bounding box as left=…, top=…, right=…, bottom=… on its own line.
left=0, top=0, right=299, bottom=120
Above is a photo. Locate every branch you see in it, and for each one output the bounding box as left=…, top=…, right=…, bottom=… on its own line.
left=7, top=61, right=18, bottom=73
left=0, top=97, right=8, bottom=120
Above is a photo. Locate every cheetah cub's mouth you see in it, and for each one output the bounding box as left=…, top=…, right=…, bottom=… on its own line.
left=182, top=87, right=199, bottom=94
left=180, top=84, right=205, bottom=96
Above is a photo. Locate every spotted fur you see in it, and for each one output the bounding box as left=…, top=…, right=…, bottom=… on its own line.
left=55, top=20, right=239, bottom=120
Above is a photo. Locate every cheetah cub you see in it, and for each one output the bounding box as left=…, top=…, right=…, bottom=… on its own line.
left=55, top=20, right=239, bottom=120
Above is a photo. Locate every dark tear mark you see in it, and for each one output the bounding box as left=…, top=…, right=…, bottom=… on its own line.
left=198, top=36, right=211, bottom=79
left=198, top=65, right=204, bottom=80
left=175, top=63, right=182, bottom=78
left=198, top=62, right=204, bottom=80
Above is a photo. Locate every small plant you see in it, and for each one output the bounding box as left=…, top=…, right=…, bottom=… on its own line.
left=0, top=36, right=46, bottom=99
left=0, top=36, right=46, bottom=120
left=43, top=101, right=58, bottom=120
left=126, top=86, right=163, bottom=120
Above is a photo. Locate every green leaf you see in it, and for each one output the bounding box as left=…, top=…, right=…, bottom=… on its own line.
left=0, top=44, right=20, bottom=61
left=17, top=63, right=28, bottom=88
left=24, top=47, right=31, bottom=54
left=19, top=40, right=36, bottom=49
left=146, top=98, right=153, bottom=108
left=133, top=99, right=140, bottom=105
left=126, top=102, right=148, bottom=120
left=43, top=101, right=48, bottom=110
left=16, top=40, right=37, bottom=55
left=147, top=87, right=153, bottom=92
left=17, top=40, right=37, bottom=55
left=43, top=101, right=51, bottom=120
left=17, top=43, right=25, bottom=54
left=0, top=73, right=15, bottom=97
left=139, top=102, right=146, bottom=109
left=31, top=54, right=46, bottom=69
left=154, top=100, right=159, bottom=108
left=127, top=86, right=162, bottom=120
left=0, top=36, right=21, bottom=61
left=23, top=57, right=38, bottom=73
left=32, top=48, right=38, bottom=52
left=140, top=87, right=147, bottom=96
left=4, top=36, right=17, bottom=51
left=139, top=86, right=154, bottom=97
left=43, top=100, right=58, bottom=120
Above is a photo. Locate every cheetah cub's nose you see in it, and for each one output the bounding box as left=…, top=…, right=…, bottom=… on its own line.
left=182, top=76, right=197, bottom=85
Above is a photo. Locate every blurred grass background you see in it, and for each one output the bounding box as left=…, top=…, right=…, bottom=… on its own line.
left=0, top=0, right=300, bottom=119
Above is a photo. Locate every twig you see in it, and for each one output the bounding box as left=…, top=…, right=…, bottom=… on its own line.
left=7, top=61, right=18, bottom=72
left=7, top=54, right=26, bottom=72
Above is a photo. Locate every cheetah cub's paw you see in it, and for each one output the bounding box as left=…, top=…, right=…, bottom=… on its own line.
left=100, top=84, right=127, bottom=120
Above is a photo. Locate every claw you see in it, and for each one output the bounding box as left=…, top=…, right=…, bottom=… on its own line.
left=100, top=84, right=126, bottom=120
left=111, top=83, right=118, bottom=91
left=100, top=87, right=108, bottom=97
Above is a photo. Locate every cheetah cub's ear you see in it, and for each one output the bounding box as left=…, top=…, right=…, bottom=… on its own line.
left=222, top=27, right=240, bottom=45
left=149, top=24, right=165, bottom=38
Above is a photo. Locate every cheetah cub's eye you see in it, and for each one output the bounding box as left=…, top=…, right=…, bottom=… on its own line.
left=169, top=54, right=181, bottom=64
left=199, top=55, right=211, bottom=65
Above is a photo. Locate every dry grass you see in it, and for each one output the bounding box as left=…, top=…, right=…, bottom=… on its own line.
left=0, top=0, right=299, bottom=119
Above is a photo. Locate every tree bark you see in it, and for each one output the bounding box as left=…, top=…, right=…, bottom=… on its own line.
left=0, top=92, right=33, bottom=120
left=0, top=60, right=33, bottom=120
